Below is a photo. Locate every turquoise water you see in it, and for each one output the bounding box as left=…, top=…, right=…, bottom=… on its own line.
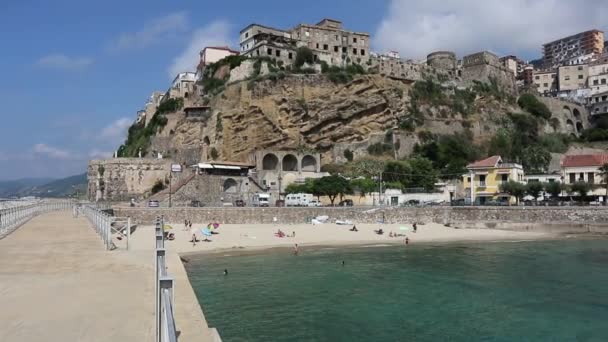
left=185, top=240, right=608, bottom=341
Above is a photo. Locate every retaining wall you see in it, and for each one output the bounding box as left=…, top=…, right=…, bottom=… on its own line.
left=115, top=206, right=608, bottom=231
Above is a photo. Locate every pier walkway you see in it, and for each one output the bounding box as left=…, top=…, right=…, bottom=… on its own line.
left=0, top=211, right=156, bottom=341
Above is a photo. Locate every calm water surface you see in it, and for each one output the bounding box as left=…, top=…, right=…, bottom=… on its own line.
left=185, top=239, right=608, bottom=342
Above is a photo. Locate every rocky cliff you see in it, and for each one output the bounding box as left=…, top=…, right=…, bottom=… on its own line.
left=147, top=74, right=589, bottom=166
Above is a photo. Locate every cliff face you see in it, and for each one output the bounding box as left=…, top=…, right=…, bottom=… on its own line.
left=149, top=74, right=590, bottom=166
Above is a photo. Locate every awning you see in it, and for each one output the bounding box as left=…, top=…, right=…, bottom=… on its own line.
left=198, top=163, right=214, bottom=169
left=213, top=165, right=241, bottom=170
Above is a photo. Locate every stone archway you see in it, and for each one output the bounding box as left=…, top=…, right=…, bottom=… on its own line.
left=576, top=122, right=583, bottom=133
left=573, top=108, right=582, bottom=120
left=282, top=154, right=298, bottom=171
left=223, top=178, right=238, bottom=193
left=203, top=136, right=210, bottom=145
left=566, top=119, right=575, bottom=132
left=301, top=155, right=317, bottom=172
left=262, top=153, right=279, bottom=170
left=563, top=106, right=572, bottom=116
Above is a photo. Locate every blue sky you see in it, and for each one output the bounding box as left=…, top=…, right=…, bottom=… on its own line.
left=1, top=0, right=606, bottom=180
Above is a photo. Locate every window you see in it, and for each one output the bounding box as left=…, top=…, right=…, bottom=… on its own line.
left=342, top=47, right=347, bottom=53
left=501, top=174, right=508, bottom=183
left=335, top=35, right=338, bottom=41
left=267, top=48, right=272, bottom=55
left=578, top=74, right=584, bottom=79
left=565, top=76, right=570, bottom=81
left=535, top=76, right=540, bottom=80
left=552, top=74, right=556, bottom=78
left=245, top=32, right=249, bottom=38
left=313, top=54, right=318, bottom=61
left=256, top=50, right=260, bottom=56
left=288, top=52, right=293, bottom=59
left=588, top=172, right=595, bottom=184
left=578, top=66, right=583, bottom=71
left=569, top=173, right=576, bottom=184
left=361, top=39, right=365, bottom=45
left=479, top=175, right=486, bottom=187
left=594, top=80, right=599, bottom=85
left=353, top=37, right=357, bottom=43
left=602, top=79, right=607, bottom=85
left=316, top=43, right=319, bottom=49
left=543, top=83, right=548, bottom=87
left=603, top=96, right=607, bottom=101
left=323, top=44, right=328, bottom=50
left=353, top=48, right=358, bottom=55
left=334, top=46, right=339, bottom=52
left=276, top=49, right=280, bottom=57
left=361, top=49, right=365, bottom=56
left=579, top=173, right=585, bottom=182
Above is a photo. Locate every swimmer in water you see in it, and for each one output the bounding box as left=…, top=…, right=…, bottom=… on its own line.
left=294, top=243, right=299, bottom=255
left=342, top=260, right=345, bottom=266
left=223, top=269, right=228, bottom=275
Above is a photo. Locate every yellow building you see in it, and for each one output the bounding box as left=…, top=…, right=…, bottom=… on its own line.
left=463, top=156, right=524, bottom=205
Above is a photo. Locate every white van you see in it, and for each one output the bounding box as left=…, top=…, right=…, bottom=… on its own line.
left=285, top=193, right=314, bottom=207
left=252, top=193, right=271, bottom=207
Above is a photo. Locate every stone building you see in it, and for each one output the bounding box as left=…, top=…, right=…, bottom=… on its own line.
left=461, top=51, right=517, bottom=93
left=587, top=56, right=608, bottom=95
left=588, top=91, right=608, bottom=116
left=253, top=150, right=327, bottom=197
left=166, top=72, right=196, bottom=100
left=144, top=91, right=164, bottom=126
left=427, top=51, right=458, bottom=73
left=368, top=52, right=427, bottom=82
left=196, top=46, right=239, bottom=81
left=238, top=18, right=370, bottom=68
left=557, top=64, right=588, bottom=92
left=533, top=69, right=558, bottom=94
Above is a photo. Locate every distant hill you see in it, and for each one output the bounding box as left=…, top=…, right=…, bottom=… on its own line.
left=0, top=173, right=87, bottom=198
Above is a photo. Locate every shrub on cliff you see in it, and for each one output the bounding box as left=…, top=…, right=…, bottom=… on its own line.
left=150, top=180, right=165, bottom=194
left=294, top=47, right=314, bottom=68
left=517, top=94, right=551, bottom=120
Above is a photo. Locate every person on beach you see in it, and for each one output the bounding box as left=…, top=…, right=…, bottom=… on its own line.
left=191, top=234, right=197, bottom=246
left=294, top=244, right=299, bottom=256
left=189, top=220, right=193, bottom=229
left=349, top=225, right=358, bottom=232
left=405, top=237, right=409, bottom=245
left=413, top=223, right=417, bottom=233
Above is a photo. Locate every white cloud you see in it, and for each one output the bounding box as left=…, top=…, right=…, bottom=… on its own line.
left=99, top=117, right=132, bottom=144
left=375, top=0, right=608, bottom=60
left=168, top=20, right=232, bottom=77
left=32, top=144, right=72, bottom=160
left=110, top=11, right=189, bottom=51
left=35, top=54, right=94, bottom=71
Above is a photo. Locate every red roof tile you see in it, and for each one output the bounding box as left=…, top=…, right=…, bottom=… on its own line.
left=561, top=154, right=608, bottom=168
left=467, top=156, right=501, bottom=169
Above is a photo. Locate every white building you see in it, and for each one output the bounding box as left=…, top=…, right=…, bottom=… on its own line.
left=524, top=174, right=562, bottom=183
left=167, top=72, right=196, bottom=100
left=561, top=154, right=608, bottom=198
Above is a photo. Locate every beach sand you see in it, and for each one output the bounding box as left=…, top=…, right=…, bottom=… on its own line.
left=129, top=220, right=554, bottom=256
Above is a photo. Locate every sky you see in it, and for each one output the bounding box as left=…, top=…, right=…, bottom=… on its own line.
left=1, top=0, right=607, bottom=180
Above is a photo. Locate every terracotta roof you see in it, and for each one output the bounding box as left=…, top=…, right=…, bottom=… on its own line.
left=561, top=154, right=608, bottom=168
left=467, top=156, right=501, bottom=169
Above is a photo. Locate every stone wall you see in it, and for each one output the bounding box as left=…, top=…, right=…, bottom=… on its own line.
left=461, top=52, right=517, bottom=95
left=115, top=206, right=608, bottom=230
left=169, top=173, right=257, bottom=207
left=88, top=158, right=171, bottom=201
left=539, top=97, right=590, bottom=136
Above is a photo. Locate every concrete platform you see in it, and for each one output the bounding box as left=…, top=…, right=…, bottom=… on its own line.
left=0, top=211, right=156, bottom=342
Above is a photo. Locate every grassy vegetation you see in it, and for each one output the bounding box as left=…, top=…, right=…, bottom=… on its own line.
left=517, top=93, right=552, bottom=119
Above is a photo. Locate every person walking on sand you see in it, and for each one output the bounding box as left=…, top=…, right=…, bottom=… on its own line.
left=405, top=237, right=409, bottom=245
left=294, top=243, right=299, bottom=256
left=413, top=223, right=417, bottom=233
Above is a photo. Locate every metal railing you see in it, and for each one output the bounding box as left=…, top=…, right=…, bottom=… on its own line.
left=155, top=216, right=177, bottom=342
left=81, top=204, right=116, bottom=250
left=0, top=200, right=73, bottom=239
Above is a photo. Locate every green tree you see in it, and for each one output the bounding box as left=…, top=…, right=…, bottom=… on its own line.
left=285, top=183, right=311, bottom=194
left=600, top=163, right=608, bottom=205
left=500, top=181, right=526, bottom=205
left=348, top=158, right=386, bottom=178
left=488, top=128, right=514, bottom=161
left=210, top=147, right=219, bottom=160
left=314, top=175, right=352, bottom=205
left=383, top=161, right=411, bottom=188
left=544, top=181, right=563, bottom=200
left=570, top=181, right=592, bottom=203
left=520, top=146, right=552, bottom=174
left=350, top=178, right=377, bottom=199
left=517, top=94, right=551, bottom=119
left=525, top=181, right=544, bottom=204
left=294, top=47, right=314, bottom=68
left=406, top=157, right=438, bottom=191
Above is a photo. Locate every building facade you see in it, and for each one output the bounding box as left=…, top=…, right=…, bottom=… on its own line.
left=561, top=154, right=608, bottom=199
left=144, top=91, right=164, bottom=126
left=533, top=69, right=558, bottom=94
left=543, top=30, right=605, bottom=67
left=557, top=64, right=588, bottom=91
left=196, top=46, right=239, bottom=80
left=588, top=91, right=608, bottom=116
left=167, top=72, right=196, bottom=100
left=463, top=156, right=525, bottom=205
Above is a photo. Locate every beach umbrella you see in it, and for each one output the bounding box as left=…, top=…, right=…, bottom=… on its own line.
left=201, top=228, right=212, bottom=237
left=163, top=225, right=173, bottom=231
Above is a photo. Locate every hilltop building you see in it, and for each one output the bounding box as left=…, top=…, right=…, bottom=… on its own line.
left=196, top=46, right=239, bottom=81
left=238, top=18, right=370, bottom=68
left=166, top=72, right=196, bottom=100
left=542, top=30, right=604, bottom=68
left=144, top=91, right=163, bottom=126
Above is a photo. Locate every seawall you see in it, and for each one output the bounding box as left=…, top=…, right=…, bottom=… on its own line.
left=115, top=206, right=608, bottom=233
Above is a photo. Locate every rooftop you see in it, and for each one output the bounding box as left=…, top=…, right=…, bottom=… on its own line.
left=467, top=156, right=501, bottom=169
left=543, top=29, right=604, bottom=47
left=561, top=154, right=608, bottom=168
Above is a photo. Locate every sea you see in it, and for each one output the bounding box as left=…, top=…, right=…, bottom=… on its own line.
left=185, top=239, right=608, bottom=342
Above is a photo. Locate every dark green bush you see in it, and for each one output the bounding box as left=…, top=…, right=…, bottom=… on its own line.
left=517, top=94, right=551, bottom=119
left=294, top=47, right=314, bottom=67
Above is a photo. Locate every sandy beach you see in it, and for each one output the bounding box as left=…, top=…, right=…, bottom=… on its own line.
left=129, top=220, right=554, bottom=256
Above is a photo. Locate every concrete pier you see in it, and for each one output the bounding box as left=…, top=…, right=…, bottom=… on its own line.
left=0, top=211, right=212, bottom=342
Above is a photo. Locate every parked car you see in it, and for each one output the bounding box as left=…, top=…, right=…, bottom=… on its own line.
left=308, top=200, right=322, bottom=207
left=190, top=200, right=203, bottom=207
left=148, top=200, right=160, bottom=208
left=338, top=199, right=354, bottom=207
left=235, top=200, right=246, bottom=207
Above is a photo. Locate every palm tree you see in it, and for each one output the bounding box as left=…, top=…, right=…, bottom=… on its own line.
left=599, top=163, right=608, bottom=205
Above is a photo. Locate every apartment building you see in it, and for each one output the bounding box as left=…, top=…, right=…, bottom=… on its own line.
left=463, top=156, right=525, bottom=205
left=561, top=154, right=608, bottom=199
left=533, top=69, right=558, bottom=94
left=557, top=64, right=588, bottom=91
left=588, top=91, right=608, bottom=116
left=543, top=30, right=604, bottom=67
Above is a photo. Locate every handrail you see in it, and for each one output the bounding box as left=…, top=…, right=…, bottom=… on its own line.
left=0, top=200, right=73, bottom=239
left=81, top=204, right=115, bottom=250
left=155, top=216, right=177, bottom=342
